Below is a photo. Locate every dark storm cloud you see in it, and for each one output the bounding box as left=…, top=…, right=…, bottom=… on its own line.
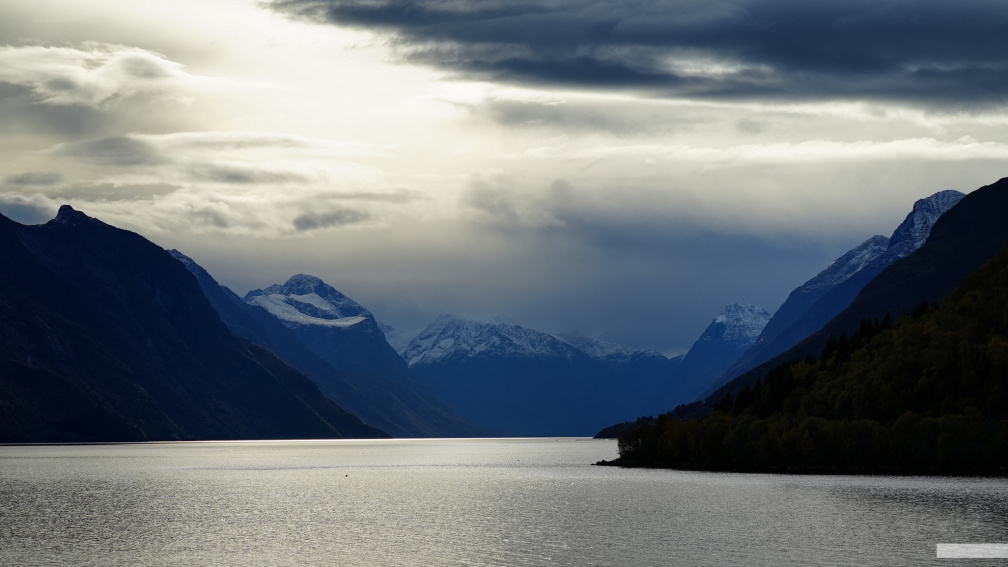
left=293, top=208, right=370, bottom=231
left=270, top=0, right=1008, bottom=106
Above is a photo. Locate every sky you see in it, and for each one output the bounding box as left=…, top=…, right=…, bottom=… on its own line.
left=1, top=0, right=1007, bottom=355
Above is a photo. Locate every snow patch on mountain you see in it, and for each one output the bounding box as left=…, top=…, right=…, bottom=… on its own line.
left=789, top=190, right=963, bottom=297
left=887, top=189, right=965, bottom=257
left=802, top=235, right=890, bottom=292
left=246, top=295, right=367, bottom=328
left=555, top=333, right=666, bottom=363
left=244, top=274, right=372, bottom=328
left=711, top=303, right=772, bottom=344
left=403, top=314, right=582, bottom=366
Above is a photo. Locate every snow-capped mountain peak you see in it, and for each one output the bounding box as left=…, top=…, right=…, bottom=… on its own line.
left=402, top=314, right=582, bottom=366
left=710, top=303, right=772, bottom=344
left=886, top=189, right=965, bottom=257
left=244, top=274, right=371, bottom=328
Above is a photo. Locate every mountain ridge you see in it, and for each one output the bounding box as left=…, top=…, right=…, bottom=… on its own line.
left=706, top=177, right=1008, bottom=405
left=709, top=189, right=964, bottom=394
left=169, top=251, right=486, bottom=438
left=0, top=206, right=387, bottom=442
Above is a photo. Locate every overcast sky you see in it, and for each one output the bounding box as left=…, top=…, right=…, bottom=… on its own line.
left=2, top=0, right=1007, bottom=354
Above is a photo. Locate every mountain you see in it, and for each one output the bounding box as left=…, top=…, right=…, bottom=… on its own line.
left=0, top=206, right=387, bottom=442
left=244, top=275, right=410, bottom=381
left=401, top=315, right=677, bottom=436
left=658, top=303, right=771, bottom=409
left=709, top=177, right=1008, bottom=403
left=611, top=236, right=1008, bottom=474
left=712, top=189, right=964, bottom=391
left=170, top=252, right=484, bottom=438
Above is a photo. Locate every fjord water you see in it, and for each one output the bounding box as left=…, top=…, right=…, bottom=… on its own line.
left=2, top=439, right=1007, bottom=566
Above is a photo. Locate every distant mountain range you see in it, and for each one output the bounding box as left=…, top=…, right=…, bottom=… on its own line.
left=389, top=314, right=680, bottom=436
left=0, top=206, right=386, bottom=442
left=1, top=179, right=994, bottom=443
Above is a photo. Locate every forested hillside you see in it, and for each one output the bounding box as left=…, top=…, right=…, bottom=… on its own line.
left=612, top=241, right=1008, bottom=474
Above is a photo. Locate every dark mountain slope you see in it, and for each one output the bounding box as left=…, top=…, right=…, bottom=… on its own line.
left=708, top=177, right=1008, bottom=403
left=169, top=251, right=486, bottom=438
left=713, top=190, right=963, bottom=392
left=0, top=206, right=387, bottom=442
left=661, top=303, right=770, bottom=408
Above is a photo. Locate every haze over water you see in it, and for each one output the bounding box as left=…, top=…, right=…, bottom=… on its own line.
left=2, top=438, right=1007, bottom=566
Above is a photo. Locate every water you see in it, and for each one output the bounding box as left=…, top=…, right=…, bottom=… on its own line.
left=2, top=438, right=1007, bottom=566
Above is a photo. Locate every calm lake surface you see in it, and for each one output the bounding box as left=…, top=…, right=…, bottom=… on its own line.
left=2, top=438, right=1007, bottom=566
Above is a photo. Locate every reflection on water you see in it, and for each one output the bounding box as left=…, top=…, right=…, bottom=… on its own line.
left=1, top=438, right=1007, bottom=566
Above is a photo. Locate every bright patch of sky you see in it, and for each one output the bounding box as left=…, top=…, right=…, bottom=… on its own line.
left=1, top=0, right=1006, bottom=353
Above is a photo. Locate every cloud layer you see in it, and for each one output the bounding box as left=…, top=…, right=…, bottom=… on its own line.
left=273, top=0, right=1008, bottom=106
left=0, top=44, right=198, bottom=107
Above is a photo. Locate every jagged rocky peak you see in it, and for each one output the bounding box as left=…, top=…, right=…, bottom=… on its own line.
left=711, top=303, right=772, bottom=344
left=257, top=274, right=327, bottom=296
left=403, top=314, right=582, bottom=366
left=243, top=274, right=372, bottom=328
left=888, top=189, right=965, bottom=255
left=51, top=204, right=100, bottom=227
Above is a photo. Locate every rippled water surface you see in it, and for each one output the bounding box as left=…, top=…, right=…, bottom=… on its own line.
left=2, top=438, right=1008, bottom=566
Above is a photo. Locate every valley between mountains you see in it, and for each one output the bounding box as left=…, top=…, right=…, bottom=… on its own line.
left=2, top=177, right=1006, bottom=471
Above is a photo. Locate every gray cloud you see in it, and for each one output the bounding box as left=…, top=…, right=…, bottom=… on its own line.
left=0, top=44, right=190, bottom=107
left=0, top=83, right=112, bottom=139
left=189, top=165, right=311, bottom=185
left=53, top=136, right=164, bottom=166
left=293, top=208, right=371, bottom=231
left=3, top=171, right=63, bottom=186
left=331, top=190, right=422, bottom=204
left=271, top=0, right=1008, bottom=106
left=49, top=182, right=179, bottom=200
left=476, top=98, right=702, bottom=135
